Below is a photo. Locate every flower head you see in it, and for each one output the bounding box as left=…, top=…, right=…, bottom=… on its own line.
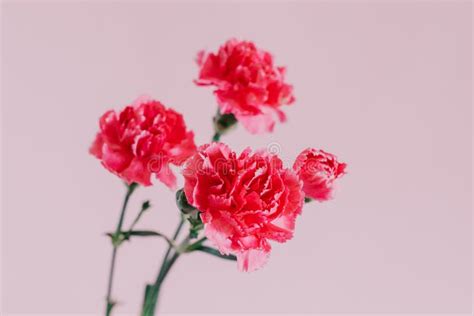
left=196, top=39, right=295, bottom=134
left=293, top=148, right=346, bottom=201
left=183, top=143, right=304, bottom=272
left=90, top=96, right=196, bottom=188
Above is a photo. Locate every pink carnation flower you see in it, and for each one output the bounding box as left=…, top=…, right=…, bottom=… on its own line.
left=195, top=39, right=295, bottom=134
left=293, top=148, right=346, bottom=201
left=183, top=143, right=304, bottom=272
left=90, top=96, right=196, bottom=188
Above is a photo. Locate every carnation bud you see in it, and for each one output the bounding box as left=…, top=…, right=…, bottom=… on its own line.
left=176, top=189, right=196, bottom=214
left=176, top=189, right=204, bottom=238
left=213, top=111, right=237, bottom=135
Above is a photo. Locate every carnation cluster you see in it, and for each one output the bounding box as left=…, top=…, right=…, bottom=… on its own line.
left=90, top=39, right=346, bottom=316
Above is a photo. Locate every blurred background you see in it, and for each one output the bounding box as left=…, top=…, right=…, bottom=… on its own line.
left=1, top=1, right=471, bottom=314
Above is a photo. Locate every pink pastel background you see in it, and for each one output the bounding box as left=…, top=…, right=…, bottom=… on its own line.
left=1, top=1, right=472, bottom=314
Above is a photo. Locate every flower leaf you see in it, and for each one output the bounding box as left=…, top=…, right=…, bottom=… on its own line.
left=195, top=245, right=237, bottom=261
left=106, top=230, right=175, bottom=248
left=126, top=230, right=168, bottom=239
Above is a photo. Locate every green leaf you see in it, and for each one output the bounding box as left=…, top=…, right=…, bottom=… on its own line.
left=185, top=237, right=207, bottom=252
left=126, top=230, right=161, bottom=236
left=196, top=246, right=237, bottom=261
left=106, top=230, right=175, bottom=248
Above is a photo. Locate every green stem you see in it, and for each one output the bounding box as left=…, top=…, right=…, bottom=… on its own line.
left=105, top=182, right=137, bottom=316
left=212, top=132, right=221, bottom=142
left=141, top=217, right=186, bottom=315
left=128, top=201, right=151, bottom=232
left=141, top=105, right=230, bottom=315
left=158, top=217, right=184, bottom=277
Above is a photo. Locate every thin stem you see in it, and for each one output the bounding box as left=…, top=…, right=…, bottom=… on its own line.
left=212, top=107, right=222, bottom=142
left=172, top=216, right=185, bottom=240
left=141, top=217, right=185, bottom=316
left=212, top=132, right=221, bottom=142
left=147, top=235, right=191, bottom=315
left=128, top=201, right=150, bottom=232
left=105, top=182, right=137, bottom=316
left=105, top=248, right=118, bottom=315
left=158, top=216, right=184, bottom=276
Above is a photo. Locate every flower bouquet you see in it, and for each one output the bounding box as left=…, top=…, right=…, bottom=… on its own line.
left=90, top=39, right=346, bottom=316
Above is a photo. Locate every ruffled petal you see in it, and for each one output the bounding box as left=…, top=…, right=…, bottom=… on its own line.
left=237, top=248, right=270, bottom=272
left=156, top=163, right=177, bottom=190
left=237, top=111, right=276, bottom=134
left=89, top=133, right=104, bottom=159
left=101, top=143, right=133, bottom=173
left=120, top=159, right=151, bottom=186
